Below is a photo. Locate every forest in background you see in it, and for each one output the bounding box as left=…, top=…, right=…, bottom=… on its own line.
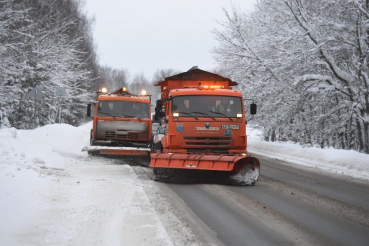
left=0, top=0, right=175, bottom=129
left=2, top=0, right=368, bottom=154
left=0, top=0, right=97, bottom=128
left=214, top=0, right=369, bottom=153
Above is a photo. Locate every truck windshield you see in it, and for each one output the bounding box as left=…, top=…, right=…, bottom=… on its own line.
left=97, top=100, right=150, bottom=118
left=172, top=96, right=242, bottom=118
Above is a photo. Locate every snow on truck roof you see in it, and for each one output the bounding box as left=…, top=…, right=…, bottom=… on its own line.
left=169, top=88, right=243, bottom=97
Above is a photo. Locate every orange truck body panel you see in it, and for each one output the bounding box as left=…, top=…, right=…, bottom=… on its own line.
left=89, top=89, right=152, bottom=156
left=149, top=68, right=258, bottom=175
left=163, top=89, right=247, bottom=153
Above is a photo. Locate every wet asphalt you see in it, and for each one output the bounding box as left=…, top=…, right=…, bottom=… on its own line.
left=166, top=154, right=369, bottom=246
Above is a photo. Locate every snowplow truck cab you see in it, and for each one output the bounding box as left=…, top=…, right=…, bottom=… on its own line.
left=84, top=87, right=152, bottom=156
left=151, top=67, right=260, bottom=185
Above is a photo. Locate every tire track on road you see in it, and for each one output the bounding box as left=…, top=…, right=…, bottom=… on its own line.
left=136, top=158, right=369, bottom=246
left=231, top=181, right=369, bottom=246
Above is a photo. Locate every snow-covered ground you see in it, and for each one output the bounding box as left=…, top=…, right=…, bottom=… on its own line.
left=247, top=127, right=369, bottom=181
left=1, top=123, right=368, bottom=245
left=0, top=123, right=173, bottom=246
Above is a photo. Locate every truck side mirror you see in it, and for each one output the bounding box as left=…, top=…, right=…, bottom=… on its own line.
left=153, top=109, right=161, bottom=122
left=250, top=103, right=257, bottom=115
left=154, top=100, right=164, bottom=121
left=156, top=100, right=162, bottom=112
left=87, top=103, right=92, bottom=117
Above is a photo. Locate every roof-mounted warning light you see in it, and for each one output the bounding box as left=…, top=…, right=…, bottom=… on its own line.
left=198, top=85, right=224, bottom=89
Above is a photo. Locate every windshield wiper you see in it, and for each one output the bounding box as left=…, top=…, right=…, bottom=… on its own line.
left=175, top=111, right=198, bottom=120
left=98, top=111, right=117, bottom=119
left=209, top=111, right=233, bottom=121
left=191, top=111, right=216, bottom=121
left=122, top=114, right=143, bottom=121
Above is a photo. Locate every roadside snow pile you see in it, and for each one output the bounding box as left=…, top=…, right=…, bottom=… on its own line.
left=0, top=123, right=91, bottom=245
left=247, top=127, right=369, bottom=180
left=0, top=123, right=90, bottom=169
left=0, top=122, right=175, bottom=246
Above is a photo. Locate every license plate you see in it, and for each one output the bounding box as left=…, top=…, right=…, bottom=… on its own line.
left=221, top=124, right=240, bottom=130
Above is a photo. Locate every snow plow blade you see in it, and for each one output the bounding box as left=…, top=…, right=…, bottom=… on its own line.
left=150, top=153, right=260, bottom=185
left=82, top=146, right=150, bottom=156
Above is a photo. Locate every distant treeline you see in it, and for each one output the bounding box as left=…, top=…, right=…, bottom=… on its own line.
left=0, top=0, right=179, bottom=129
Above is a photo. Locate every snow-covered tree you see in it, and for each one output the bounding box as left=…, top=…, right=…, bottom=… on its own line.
left=129, top=73, right=150, bottom=95
left=0, top=0, right=97, bottom=128
left=96, top=66, right=130, bottom=92
left=150, top=68, right=180, bottom=101
left=214, top=0, right=369, bottom=153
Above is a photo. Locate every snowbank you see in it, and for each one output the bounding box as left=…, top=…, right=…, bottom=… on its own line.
left=0, top=123, right=91, bottom=169
left=0, top=122, right=91, bottom=244
left=0, top=122, right=174, bottom=245
left=247, top=127, right=369, bottom=180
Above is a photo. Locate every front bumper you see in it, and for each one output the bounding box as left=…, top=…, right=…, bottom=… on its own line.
left=82, top=146, right=151, bottom=156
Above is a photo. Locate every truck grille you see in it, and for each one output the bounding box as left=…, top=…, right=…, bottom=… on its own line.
left=105, top=132, right=140, bottom=140
left=184, top=137, right=231, bottom=146
left=128, top=133, right=139, bottom=139
left=186, top=148, right=230, bottom=154
left=106, top=131, right=115, bottom=137
left=184, top=137, right=231, bottom=140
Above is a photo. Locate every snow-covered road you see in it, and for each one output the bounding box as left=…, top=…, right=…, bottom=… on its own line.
left=0, top=123, right=183, bottom=245
left=1, top=123, right=368, bottom=245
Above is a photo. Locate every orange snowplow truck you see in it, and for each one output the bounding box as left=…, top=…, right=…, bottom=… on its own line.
left=83, top=87, right=152, bottom=156
left=151, top=67, right=260, bottom=185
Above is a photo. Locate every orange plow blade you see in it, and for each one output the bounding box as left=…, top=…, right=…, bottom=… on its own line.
left=150, top=153, right=246, bottom=171
left=82, top=146, right=150, bottom=156
left=150, top=153, right=260, bottom=185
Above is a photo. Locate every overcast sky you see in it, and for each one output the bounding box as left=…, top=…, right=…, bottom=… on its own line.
left=84, top=0, right=257, bottom=79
